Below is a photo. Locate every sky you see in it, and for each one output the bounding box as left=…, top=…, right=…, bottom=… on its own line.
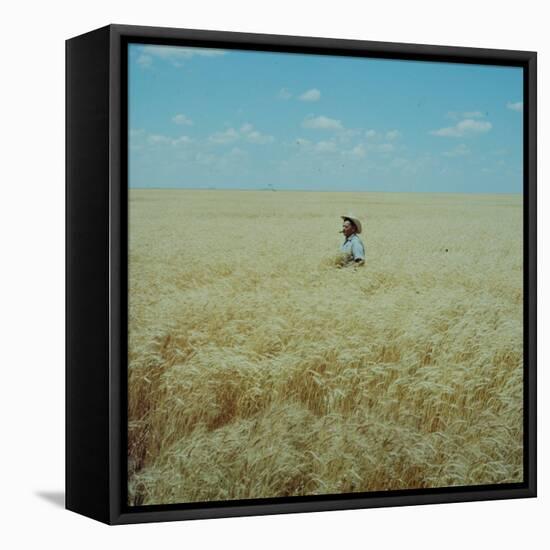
left=128, top=43, right=523, bottom=193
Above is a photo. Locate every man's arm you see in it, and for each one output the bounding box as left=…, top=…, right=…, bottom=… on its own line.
left=351, top=239, right=365, bottom=264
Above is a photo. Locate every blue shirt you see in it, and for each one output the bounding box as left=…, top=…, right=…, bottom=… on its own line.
left=340, top=233, right=365, bottom=263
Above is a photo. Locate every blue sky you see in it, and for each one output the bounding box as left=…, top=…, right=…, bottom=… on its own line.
left=128, top=43, right=523, bottom=193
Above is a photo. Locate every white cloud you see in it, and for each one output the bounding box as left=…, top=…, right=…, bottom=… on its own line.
left=507, top=101, right=523, bottom=112
left=315, top=140, right=337, bottom=153
left=338, top=128, right=361, bottom=141
left=247, top=131, right=274, bottom=144
left=142, top=45, right=226, bottom=59
left=129, top=128, right=146, bottom=150
left=138, top=45, right=226, bottom=67
left=385, top=130, right=401, bottom=141
left=278, top=88, right=292, bottom=100
left=143, top=132, right=194, bottom=147
left=348, top=144, right=367, bottom=158
left=302, top=115, right=343, bottom=130
left=298, top=88, right=321, bottom=102
left=294, top=138, right=311, bottom=147
left=208, top=128, right=239, bottom=144
left=363, top=129, right=401, bottom=142
left=129, top=128, right=145, bottom=138
left=291, top=137, right=339, bottom=155
left=172, top=113, right=193, bottom=126
left=342, top=140, right=395, bottom=159
left=208, top=123, right=274, bottom=145
left=147, top=134, right=172, bottom=145
left=430, top=118, right=492, bottom=137
left=443, top=144, right=470, bottom=157
left=240, top=123, right=274, bottom=144
left=171, top=135, right=193, bottom=146
left=463, top=111, right=484, bottom=119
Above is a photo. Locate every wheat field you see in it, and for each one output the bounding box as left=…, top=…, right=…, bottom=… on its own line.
left=127, top=189, right=523, bottom=506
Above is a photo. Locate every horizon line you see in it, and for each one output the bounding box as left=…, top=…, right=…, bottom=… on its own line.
left=129, top=186, right=522, bottom=195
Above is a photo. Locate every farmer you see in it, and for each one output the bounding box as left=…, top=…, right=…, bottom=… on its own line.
left=340, top=215, right=365, bottom=266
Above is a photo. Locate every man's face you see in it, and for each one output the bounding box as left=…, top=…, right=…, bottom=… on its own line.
left=342, top=220, right=355, bottom=238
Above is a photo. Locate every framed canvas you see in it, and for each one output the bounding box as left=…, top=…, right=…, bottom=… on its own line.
left=66, top=24, right=537, bottom=525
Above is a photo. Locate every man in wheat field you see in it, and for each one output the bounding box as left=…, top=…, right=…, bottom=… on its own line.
left=339, top=215, right=365, bottom=267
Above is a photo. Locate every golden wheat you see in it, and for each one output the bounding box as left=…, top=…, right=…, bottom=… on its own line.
left=127, top=189, right=523, bottom=506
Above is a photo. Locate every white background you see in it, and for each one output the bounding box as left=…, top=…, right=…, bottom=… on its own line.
left=1, top=0, right=546, bottom=547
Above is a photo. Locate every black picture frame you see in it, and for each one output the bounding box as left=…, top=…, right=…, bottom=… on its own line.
left=66, top=23, right=537, bottom=525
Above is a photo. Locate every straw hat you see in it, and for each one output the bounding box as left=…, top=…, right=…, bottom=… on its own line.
left=341, top=214, right=362, bottom=234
